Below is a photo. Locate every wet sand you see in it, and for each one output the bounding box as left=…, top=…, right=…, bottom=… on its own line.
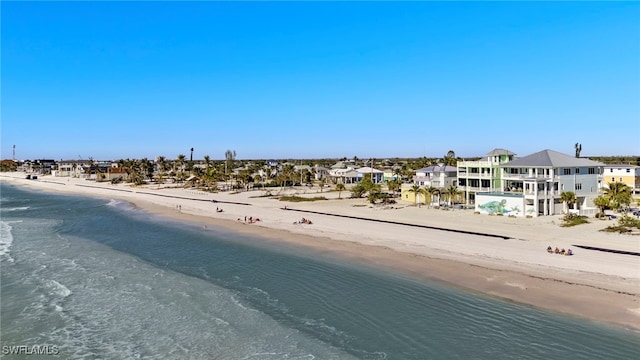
left=3, top=173, right=639, bottom=331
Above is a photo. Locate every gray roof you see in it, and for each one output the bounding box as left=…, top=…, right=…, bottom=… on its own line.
left=502, top=149, right=604, bottom=168
left=485, top=148, right=515, bottom=157
left=417, top=165, right=458, bottom=173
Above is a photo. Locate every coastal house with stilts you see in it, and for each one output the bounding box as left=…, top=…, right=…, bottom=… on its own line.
left=457, top=149, right=516, bottom=205
left=475, top=149, right=604, bottom=217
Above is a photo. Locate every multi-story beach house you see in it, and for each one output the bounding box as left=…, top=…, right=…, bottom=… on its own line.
left=457, top=149, right=516, bottom=205
left=412, top=164, right=458, bottom=188
left=313, top=165, right=330, bottom=181
left=23, top=159, right=57, bottom=174
left=400, top=164, right=457, bottom=205
left=53, top=160, right=88, bottom=177
left=602, top=164, right=640, bottom=194
left=475, top=149, right=604, bottom=217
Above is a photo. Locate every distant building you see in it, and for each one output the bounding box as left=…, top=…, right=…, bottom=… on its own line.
left=355, top=167, right=384, bottom=184
left=602, top=164, right=640, bottom=194
left=313, top=165, right=330, bottom=181
left=54, top=160, right=90, bottom=177
left=24, top=159, right=56, bottom=174
left=328, top=167, right=359, bottom=184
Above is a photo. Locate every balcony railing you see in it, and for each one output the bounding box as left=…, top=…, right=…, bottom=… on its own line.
left=524, top=190, right=559, bottom=197
left=458, top=173, right=493, bottom=178
left=502, top=174, right=554, bottom=180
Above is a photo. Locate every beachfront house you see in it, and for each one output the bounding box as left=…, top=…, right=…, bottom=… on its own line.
left=457, top=149, right=516, bottom=205
left=602, top=164, right=640, bottom=194
left=53, top=160, right=90, bottom=177
left=355, top=166, right=384, bottom=184
left=24, top=159, right=57, bottom=175
left=413, top=164, right=458, bottom=188
left=328, top=167, right=360, bottom=184
left=400, top=164, right=457, bottom=205
left=475, top=149, right=604, bottom=217
left=313, top=165, right=330, bottom=181
left=104, top=166, right=130, bottom=182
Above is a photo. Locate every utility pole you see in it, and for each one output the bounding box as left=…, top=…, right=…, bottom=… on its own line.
left=13, top=145, right=15, bottom=161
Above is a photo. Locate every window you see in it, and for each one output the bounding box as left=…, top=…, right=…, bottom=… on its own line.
left=575, top=183, right=582, bottom=190
left=610, top=169, right=614, bottom=173
left=575, top=168, right=580, bottom=174
left=627, top=169, right=631, bottom=173
left=563, top=168, right=571, bottom=175
left=620, top=177, right=623, bottom=182
left=611, top=177, right=615, bottom=182
left=588, top=168, right=595, bottom=174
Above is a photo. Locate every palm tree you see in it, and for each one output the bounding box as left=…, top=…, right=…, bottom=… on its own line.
left=424, top=186, right=438, bottom=208
left=336, top=183, right=346, bottom=199
left=156, top=156, right=167, bottom=184
left=175, top=154, right=186, bottom=182
left=318, top=177, right=327, bottom=192
left=560, top=191, right=576, bottom=213
left=140, top=158, right=154, bottom=181
left=392, top=167, right=403, bottom=182
left=280, top=164, right=295, bottom=189
left=408, top=184, right=425, bottom=207
left=593, top=196, right=609, bottom=217
left=442, top=150, right=458, bottom=167
left=224, top=150, right=236, bottom=189
left=604, top=182, right=632, bottom=211
left=445, top=185, right=461, bottom=207
left=386, top=179, right=401, bottom=197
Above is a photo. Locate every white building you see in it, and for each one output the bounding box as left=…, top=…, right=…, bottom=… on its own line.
left=413, top=164, right=457, bottom=189
left=475, top=149, right=604, bottom=217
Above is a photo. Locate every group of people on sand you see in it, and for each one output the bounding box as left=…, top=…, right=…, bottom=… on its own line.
left=295, top=217, right=313, bottom=225
left=238, top=216, right=260, bottom=224
left=547, top=246, right=573, bottom=256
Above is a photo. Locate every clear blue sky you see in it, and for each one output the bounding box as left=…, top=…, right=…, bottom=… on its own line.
left=2, top=1, right=639, bottom=161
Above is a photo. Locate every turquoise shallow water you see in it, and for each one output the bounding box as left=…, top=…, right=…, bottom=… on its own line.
left=1, top=183, right=638, bottom=359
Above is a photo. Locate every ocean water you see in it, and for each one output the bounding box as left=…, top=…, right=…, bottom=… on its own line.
left=1, top=183, right=638, bottom=359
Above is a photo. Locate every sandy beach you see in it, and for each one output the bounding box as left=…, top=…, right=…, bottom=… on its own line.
left=2, top=172, right=639, bottom=331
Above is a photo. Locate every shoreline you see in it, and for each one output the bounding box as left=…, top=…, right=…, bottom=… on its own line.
left=2, top=173, right=639, bottom=331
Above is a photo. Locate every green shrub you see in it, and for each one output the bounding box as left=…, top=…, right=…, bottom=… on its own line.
left=618, top=215, right=640, bottom=229
left=561, top=213, right=589, bottom=227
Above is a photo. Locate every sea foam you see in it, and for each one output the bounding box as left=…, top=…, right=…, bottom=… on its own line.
left=0, top=220, right=18, bottom=262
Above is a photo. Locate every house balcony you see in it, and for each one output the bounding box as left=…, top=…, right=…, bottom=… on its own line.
left=460, top=186, right=493, bottom=193
left=524, top=190, right=559, bottom=198
left=503, top=174, right=554, bottom=181
left=458, top=160, right=494, bottom=167
left=458, top=172, right=493, bottom=178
